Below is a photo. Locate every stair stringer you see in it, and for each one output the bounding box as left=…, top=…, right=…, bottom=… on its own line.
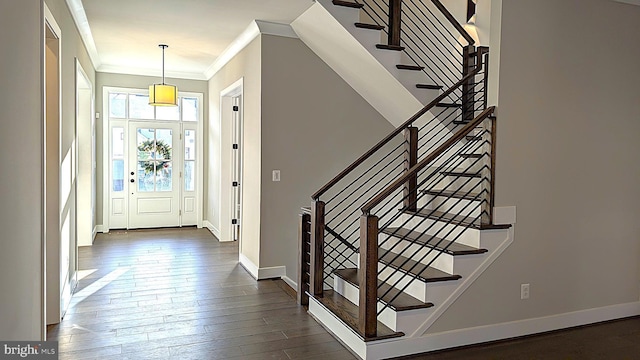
left=291, top=1, right=471, bottom=167
left=291, top=1, right=423, bottom=128
left=310, top=225, right=514, bottom=360
left=370, top=226, right=513, bottom=360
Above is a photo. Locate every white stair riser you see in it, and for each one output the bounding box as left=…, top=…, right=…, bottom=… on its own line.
left=379, top=235, right=455, bottom=273
left=396, top=216, right=481, bottom=248
left=349, top=28, right=387, bottom=54
left=418, top=195, right=481, bottom=218
left=319, top=0, right=360, bottom=26
left=378, top=266, right=458, bottom=304
left=380, top=230, right=505, bottom=263
left=333, top=275, right=430, bottom=334
left=369, top=47, right=404, bottom=75
left=418, top=172, right=483, bottom=193
left=319, top=2, right=404, bottom=77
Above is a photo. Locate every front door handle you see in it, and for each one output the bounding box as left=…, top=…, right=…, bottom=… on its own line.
left=130, top=179, right=135, bottom=183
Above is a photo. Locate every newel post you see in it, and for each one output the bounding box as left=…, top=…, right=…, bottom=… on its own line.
left=359, top=214, right=378, bottom=338
left=310, top=200, right=325, bottom=298
left=388, top=0, right=402, bottom=47
left=403, top=127, right=418, bottom=211
left=297, top=209, right=311, bottom=306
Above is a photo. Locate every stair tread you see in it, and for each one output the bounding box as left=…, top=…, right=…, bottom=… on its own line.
left=314, top=290, right=404, bottom=341
left=436, top=102, right=462, bottom=108
left=376, top=44, right=405, bottom=51
left=416, top=84, right=443, bottom=90
left=354, top=22, right=385, bottom=30
left=466, top=135, right=482, bottom=141
left=378, top=252, right=461, bottom=283
left=459, top=153, right=482, bottom=158
left=381, top=227, right=487, bottom=255
left=334, top=268, right=434, bottom=311
left=332, top=0, right=364, bottom=8
left=440, top=170, right=481, bottom=178
left=397, top=64, right=425, bottom=71
left=422, top=189, right=483, bottom=201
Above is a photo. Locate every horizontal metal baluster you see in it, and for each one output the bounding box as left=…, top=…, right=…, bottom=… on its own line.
left=401, top=7, right=463, bottom=73
left=408, top=0, right=467, bottom=48
left=376, top=153, right=486, bottom=288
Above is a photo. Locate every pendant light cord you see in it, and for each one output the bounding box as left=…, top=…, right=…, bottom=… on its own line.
left=159, top=44, right=168, bottom=85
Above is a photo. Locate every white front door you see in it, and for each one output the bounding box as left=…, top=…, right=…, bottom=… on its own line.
left=128, top=121, right=181, bottom=228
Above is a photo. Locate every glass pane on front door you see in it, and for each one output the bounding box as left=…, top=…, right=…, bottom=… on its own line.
left=136, top=128, right=173, bottom=192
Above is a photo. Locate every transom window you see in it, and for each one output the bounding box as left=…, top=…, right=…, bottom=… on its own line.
left=108, top=92, right=199, bottom=121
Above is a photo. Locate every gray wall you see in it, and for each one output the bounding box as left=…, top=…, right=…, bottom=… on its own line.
left=207, top=37, right=262, bottom=264
left=95, top=72, right=208, bottom=226
left=259, top=34, right=394, bottom=278
left=43, top=0, right=97, bottom=324
left=0, top=0, right=44, bottom=340
left=0, top=0, right=97, bottom=339
left=430, top=0, right=640, bottom=332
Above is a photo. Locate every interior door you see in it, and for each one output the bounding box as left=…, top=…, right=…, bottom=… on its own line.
left=128, top=121, right=181, bottom=228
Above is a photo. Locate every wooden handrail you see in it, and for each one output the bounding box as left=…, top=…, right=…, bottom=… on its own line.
left=430, top=0, right=475, bottom=46
left=312, top=65, right=483, bottom=200
left=361, top=106, right=495, bottom=213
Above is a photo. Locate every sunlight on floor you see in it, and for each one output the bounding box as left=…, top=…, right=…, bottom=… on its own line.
left=70, top=267, right=130, bottom=307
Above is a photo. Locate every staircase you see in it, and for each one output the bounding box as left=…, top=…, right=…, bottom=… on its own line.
left=295, top=1, right=514, bottom=359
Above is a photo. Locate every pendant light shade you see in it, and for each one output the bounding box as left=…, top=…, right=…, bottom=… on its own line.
left=149, top=44, right=178, bottom=106
left=149, top=84, right=177, bottom=106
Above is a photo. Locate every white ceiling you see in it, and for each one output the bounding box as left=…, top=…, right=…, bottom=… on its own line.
left=74, top=0, right=314, bottom=80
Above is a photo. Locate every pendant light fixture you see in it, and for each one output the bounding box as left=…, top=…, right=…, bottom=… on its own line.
left=149, top=44, right=178, bottom=106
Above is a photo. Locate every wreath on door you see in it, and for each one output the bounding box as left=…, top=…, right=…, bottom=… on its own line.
left=138, top=139, right=172, bottom=174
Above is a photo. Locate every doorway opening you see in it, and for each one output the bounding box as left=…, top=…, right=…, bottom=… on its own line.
left=103, top=88, right=204, bottom=231
left=76, top=60, right=94, bottom=247
left=220, top=79, right=244, bottom=246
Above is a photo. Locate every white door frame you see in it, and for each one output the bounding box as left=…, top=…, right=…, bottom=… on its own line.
left=219, top=78, right=244, bottom=244
left=102, top=87, right=204, bottom=231
left=75, top=58, right=94, bottom=249
left=43, top=3, right=63, bottom=327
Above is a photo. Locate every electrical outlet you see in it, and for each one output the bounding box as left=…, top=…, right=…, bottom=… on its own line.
left=272, top=170, right=281, bottom=182
left=521, top=283, right=530, bottom=300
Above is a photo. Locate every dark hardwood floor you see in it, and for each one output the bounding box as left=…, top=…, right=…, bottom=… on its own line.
left=47, top=228, right=356, bottom=360
left=48, top=228, right=639, bottom=360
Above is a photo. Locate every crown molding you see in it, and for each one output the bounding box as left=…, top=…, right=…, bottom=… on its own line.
left=97, top=64, right=208, bottom=81
left=65, top=0, right=101, bottom=69
left=203, top=20, right=298, bottom=80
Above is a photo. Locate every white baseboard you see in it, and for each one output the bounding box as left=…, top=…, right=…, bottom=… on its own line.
left=91, top=225, right=101, bottom=243
left=282, top=276, right=298, bottom=292
left=239, top=253, right=286, bottom=280
left=258, top=265, right=286, bottom=280
left=202, top=220, right=221, bottom=239
left=309, top=297, right=367, bottom=359
left=239, top=253, right=259, bottom=279
left=366, top=301, right=640, bottom=360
